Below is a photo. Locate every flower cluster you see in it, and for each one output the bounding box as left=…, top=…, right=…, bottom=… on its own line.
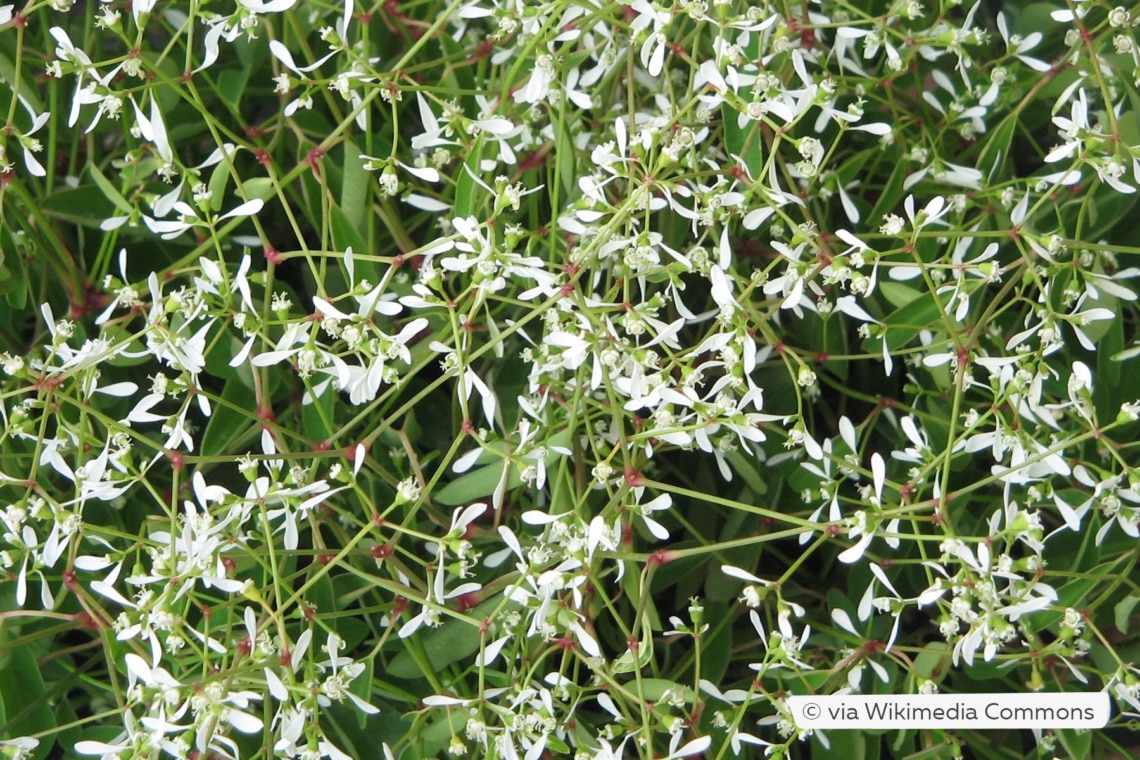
left=1, top=0, right=1139, bottom=758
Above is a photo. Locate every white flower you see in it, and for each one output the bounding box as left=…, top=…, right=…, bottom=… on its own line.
left=722, top=565, right=773, bottom=608
left=1045, top=87, right=1090, bottom=163
left=996, top=12, right=1051, bottom=72
left=143, top=198, right=264, bottom=241
left=879, top=213, right=904, bottom=236
left=515, top=54, right=555, bottom=104
left=903, top=194, right=951, bottom=230
left=630, top=0, right=671, bottom=76
left=398, top=563, right=482, bottom=639
left=13, top=96, right=50, bottom=177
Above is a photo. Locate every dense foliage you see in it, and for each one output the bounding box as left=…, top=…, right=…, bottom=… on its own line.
left=0, top=0, right=1138, bottom=758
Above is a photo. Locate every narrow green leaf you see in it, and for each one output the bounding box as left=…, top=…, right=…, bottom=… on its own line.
left=329, top=204, right=375, bottom=285
left=725, top=448, right=766, bottom=495
left=836, top=149, right=873, bottom=186
left=636, top=679, right=695, bottom=703
left=351, top=659, right=375, bottom=729
left=87, top=164, right=135, bottom=215
left=454, top=138, right=485, bottom=219
left=303, top=384, right=337, bottom=445
left=699, top=600, right=732, bottom=685
left=556, top=114, right=576, bottom=200
left=976, top=114, right=1017, bottom=184
left=1094, top=290, right=1124, bottom=421
left=201, top=377, right=258, bottom=457
left=3, top=242, right=27, bottom=309
left=308, top=572, right=336, bottom=620
left=860, top=291, right=944, bottom=356
left=724, top=111, right=762, bottom=177
left=868, top=152, right=908, bottom=224
left=0, top=51, right=43, bottom=113
left=207, top=159, right=230, bottom=212
left=433, top=458, right=510, bottom=506
left=340, top=140, right=370, bottom=233
left=442, top=37, right=475, bottom=92
left=913, top=642, right=951, bottom=681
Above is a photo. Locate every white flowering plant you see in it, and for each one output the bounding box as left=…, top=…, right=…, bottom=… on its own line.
left=1, top=0, right=1139, bottom=758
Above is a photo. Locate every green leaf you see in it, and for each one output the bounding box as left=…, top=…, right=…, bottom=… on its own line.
left=611, top=630, right=654, bottom=674
left=440, top=37, right=476, bottom=102
left=1095, top=301, right=1124, bottom=421
left=913, top=642, right=951, bottom=682
left=976, top=113, right=1017, bottom=185
left=308, top=572, right=336, bottom=620
left=832, top=149, right=873, bottom=221
left=649, top=552, right=704, bottom=595
left=411, top=710, right=467, bottom=759
left=350, top=659, right=376, bottom=729
left=454, top=138, right=485, bottom=219
left=339, top=140, right=371, bottom=233
left=867, top=151, right=908, bottom=224
left=1115, top=593, right=1140, bottom=635
left=216, top=67, right=251, bottom=109
left=387, top=596, right=509, bottom=679
left=1024, top=559, right=1123, bottom=633
left=760, top=668, right=830, bottom=692
left=0, top=51, right=43, bottom=114
left=329, top=205, right=377, bottom=284
left=434, top=430, right=571, bottom=505
left=331, top=572, right=375, bottom=614
left=41, top=185, right=119, bottom=228
left=725, top=448, right=766, bottom=495
left=200, top=377, right=258, bottom=457
left=53, top=694, right=82, bottom=754
left=88, top=163, right=135, bottom=216
left=699, top=600, right=732, bottom=685
left=207, top=159, right=230, bottom=213
left=635, top=679, right=695, bottom=703
left=895, top=740, right=964, bottom=759
left=836, top=149, right=872, bottom=187
left=812, top=724, right=867, bottom=760
left=239, top=177, right=275, bottom=202
left=0, top=644, right=56, bottom=760
left=555, top=114, right=576, bottom=200
left=303, top=384, right=337, bottom=445
left=433, top=457, right=510, bottom=506
left=860, top=290, right=944, bottom=357
left=3, top=243, right=27, bottom=309
left=1064, top=176, right=1139, bottom=234
left=724, top=110, right=762, bottom=178
left=1012, top=3, right=1069, bottom=46
left=1055, top=727, right=1092, bottom=760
